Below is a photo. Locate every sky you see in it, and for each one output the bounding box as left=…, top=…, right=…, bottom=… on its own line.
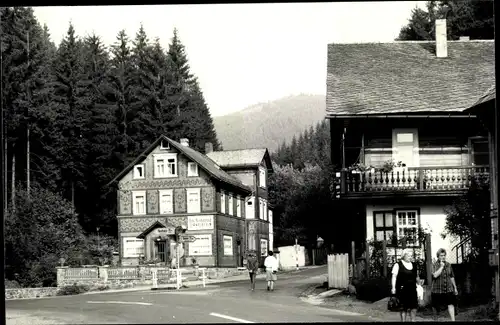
left=34, top=2, right=424, bottom=117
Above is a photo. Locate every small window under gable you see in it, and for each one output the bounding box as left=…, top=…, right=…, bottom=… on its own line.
left=133, top=165, right=145, bottom=179
left=160, top=139, right=170, bottom=150
left=188, top=162, right=199, bottom=177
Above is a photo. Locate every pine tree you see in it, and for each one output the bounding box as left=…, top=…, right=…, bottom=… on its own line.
left=108, top=30, right=135, bottom=168
left=165, top=28, right=221, bottom=152
left=52, top=22, right=91, bottom=213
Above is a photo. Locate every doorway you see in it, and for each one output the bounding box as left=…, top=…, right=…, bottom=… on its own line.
left=155, top=240, right=170, bottom=264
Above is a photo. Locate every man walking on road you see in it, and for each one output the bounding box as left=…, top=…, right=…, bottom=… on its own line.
left=264, top=250, right=278, bottom=291
left=246, top=250, right=259, bottom=291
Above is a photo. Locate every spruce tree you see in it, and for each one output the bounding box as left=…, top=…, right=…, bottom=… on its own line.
left=165, top=28, right=221, bottom=152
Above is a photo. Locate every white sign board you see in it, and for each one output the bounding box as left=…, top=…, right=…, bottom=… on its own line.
left=189, top=234, right=212, bottom=256
left=223, top=235, right=233, bottom=256
left=188, top=215, right=214, bottom=230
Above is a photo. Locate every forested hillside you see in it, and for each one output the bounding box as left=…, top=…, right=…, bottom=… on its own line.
left=213, top=94, right=325, bottom=151
left=2, top=7, right=220, bottom=286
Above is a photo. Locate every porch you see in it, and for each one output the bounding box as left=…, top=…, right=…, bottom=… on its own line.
left=340, top=165, right=489, bottom=198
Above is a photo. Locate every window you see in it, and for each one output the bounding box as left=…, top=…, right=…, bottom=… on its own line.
left=263, top=201, right=267, bottom=221
left=189, top=234, right=212, bottom=255
left=269, top=210, right=273, bottom=224
left=246, top=197, right=255, bottom=219
left=223, top=235, right=233, bottom=256
left=228, top=194, right=233, bottom=215
left=123, top=237, right=144, bottom=258
left=133, top=165, right=145, bottom=179
left=188, top=162, right=199, bottom=177
left=154, top=154, right=177, bottom=178
left=261, top=239, right=268, bottom=257
left=397, top=210, right=419, bottom=246
left=160, top=139, right=170, bottom=150
left=159, top=189, right=173, bottom=214
left=373, top=211, right=395, bottom=245
left=186, top=188, right=201, bottom=213
left=236, top=197, right=241, bottom=217
left=259, top=199, right=265, bottom=220
left=132, top=191, right=146, bottom=215
left=259, top=167, right=266, bottom=188
left=221, top=192, right=226, bottom=214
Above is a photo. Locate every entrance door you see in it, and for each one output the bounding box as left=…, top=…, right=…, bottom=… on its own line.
left=156, top=240, right=169, bottom=264
left=392, top=129, right=419, bottom=167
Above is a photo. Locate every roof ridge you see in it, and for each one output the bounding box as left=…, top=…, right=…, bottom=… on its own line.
left=328, top=39, right=494, bottom=45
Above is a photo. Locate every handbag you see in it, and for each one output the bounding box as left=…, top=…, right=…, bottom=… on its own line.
left=388, top=295, right=401, bottom=312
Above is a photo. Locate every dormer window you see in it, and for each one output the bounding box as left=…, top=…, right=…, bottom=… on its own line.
left=160, top=139, right=170, bottom=150
left=133, top=165, right=145, bottom=179
left=188, top=162, right=199, bottom=177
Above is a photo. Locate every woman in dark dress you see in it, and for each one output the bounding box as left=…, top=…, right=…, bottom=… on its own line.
left=391, top=249, right=421, bottom=322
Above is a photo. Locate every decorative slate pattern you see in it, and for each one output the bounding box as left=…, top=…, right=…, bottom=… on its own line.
left=119, top=217, right=167, bottom=233
left=326, top=41, right=495, bottom=116
left=248, top=221, right=257, bottom=234
left=166, top=216, right=188, bottom=228
left=147, top=190, right=158, bottom=214
left=145, top=158, right=153, bottom=179
left=174, top=188, right=186, bottom=213
left=201, top=187, right=214, bottom=211
left=119, top=178, right=210, bottom=191
left=119, top=190, right=131, bottom=215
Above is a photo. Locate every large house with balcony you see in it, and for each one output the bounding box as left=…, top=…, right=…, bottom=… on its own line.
left=326, top=19, right=495, bottom=262
left=108, top=135, right=273, bottom=268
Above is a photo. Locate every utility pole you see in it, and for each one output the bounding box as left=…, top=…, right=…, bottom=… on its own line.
left=26, top=30, right=30, bottom=199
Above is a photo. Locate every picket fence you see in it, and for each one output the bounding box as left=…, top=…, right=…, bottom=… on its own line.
left=327, top=253, right=349, bottom=289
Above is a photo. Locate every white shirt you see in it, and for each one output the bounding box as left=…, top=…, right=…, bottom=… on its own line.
left=264, top=255, right=278, bottom=272
left=392, top=260, right=413, bottom=275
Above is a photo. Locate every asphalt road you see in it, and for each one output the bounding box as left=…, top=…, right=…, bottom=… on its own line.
left=6, top=266, right=375, bottom=324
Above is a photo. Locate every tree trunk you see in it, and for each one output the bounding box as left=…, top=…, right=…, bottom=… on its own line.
left=27, top=127, right=30, bottom=199
left=3, top=135, right=7, bottom=214
left=11, top=145, right=15, bottom=211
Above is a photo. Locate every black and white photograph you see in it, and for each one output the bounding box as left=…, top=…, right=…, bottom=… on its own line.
left=2, top=1, right=497, bottom=323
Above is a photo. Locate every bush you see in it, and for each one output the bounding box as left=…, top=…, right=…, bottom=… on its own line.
left=355, top=277, right=391, bottom=302
left=57, top=284, right=90, bottom=296
left=5, top=279, right=21, bottom=288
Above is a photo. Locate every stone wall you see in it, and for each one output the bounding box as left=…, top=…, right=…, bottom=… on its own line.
left=5, top=287, right=59, bottom=300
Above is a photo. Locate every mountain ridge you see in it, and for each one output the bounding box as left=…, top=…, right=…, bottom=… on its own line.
left=213, top=94, right=326, bottom=152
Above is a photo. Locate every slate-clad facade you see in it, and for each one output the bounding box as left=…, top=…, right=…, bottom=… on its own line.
left=109, top=135, right=274, bottom=268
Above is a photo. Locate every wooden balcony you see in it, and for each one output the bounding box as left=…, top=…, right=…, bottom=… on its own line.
left=341, top=165, right=489, bottom=198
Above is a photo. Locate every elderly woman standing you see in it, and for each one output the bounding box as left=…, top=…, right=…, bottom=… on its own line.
left=431, top=248, right=458, bottom=321
left=391, top=248, right=420, bottom=322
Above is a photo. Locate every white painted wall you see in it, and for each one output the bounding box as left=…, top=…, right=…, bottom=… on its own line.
left=366, top=204, right=459, bottom=261
left=269, top=210, right=273, bottom=251
left=245, top=196, right=255, bottom=219
left=277, top=245, right=306, bottom=270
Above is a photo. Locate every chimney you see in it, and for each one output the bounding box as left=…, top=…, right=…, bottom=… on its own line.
left=435, top=19, right=448, bottom=58
left=205, top=142, right=213, bottom=154
left=459, top=36, right=470, bottom=41
left=180, top=138, right=189, bottom=147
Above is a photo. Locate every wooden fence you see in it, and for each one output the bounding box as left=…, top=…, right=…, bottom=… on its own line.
left=327, top=253, right=349, bottom=289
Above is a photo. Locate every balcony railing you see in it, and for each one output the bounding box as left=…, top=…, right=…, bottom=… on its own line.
left=342, top=165, right=489, bottom=194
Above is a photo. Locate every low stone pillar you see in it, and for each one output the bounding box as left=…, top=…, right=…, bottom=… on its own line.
left=98, top=266, right=109, bottom=283
left=56, top=267, right=68, bottom=287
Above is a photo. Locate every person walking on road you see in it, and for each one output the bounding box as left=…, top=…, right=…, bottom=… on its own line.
left=391, top=248, right=421, bottom=322
left=431, top=248, right=459, bottom=321
left=264, top=250, right=278, bottom=291
left=246, top=250, right=259, bottom=291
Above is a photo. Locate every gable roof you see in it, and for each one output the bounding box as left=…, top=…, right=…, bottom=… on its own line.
left=107, top=135, right=252, bottom=193
left=326, top=40, right=495, bottom=117
left=472, top=85, right=496, bottom=108
left=206, top=148, right=273, bottom=172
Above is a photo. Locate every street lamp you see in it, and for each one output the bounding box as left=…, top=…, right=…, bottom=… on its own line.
left=317, top=236, right=324, bottom=248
